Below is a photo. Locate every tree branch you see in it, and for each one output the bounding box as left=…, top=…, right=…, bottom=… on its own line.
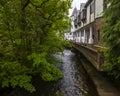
left=22, top=0, right=30, bottom=11
left=37, top=0, right=50, bottom=8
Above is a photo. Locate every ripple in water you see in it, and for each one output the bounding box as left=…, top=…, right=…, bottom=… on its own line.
left=56, top=50, right=84, bottom=96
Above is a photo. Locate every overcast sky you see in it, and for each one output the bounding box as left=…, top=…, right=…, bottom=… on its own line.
left=69, top=0, right=87, bottom=16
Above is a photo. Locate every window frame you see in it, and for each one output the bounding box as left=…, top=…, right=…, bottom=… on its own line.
left=90, top=2, right=95, bottom=14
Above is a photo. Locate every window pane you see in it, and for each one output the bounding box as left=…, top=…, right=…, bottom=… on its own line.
left=90, top=2, right=94, bottom=14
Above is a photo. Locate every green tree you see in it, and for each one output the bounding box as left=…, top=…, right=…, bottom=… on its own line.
left=0, top=0, right=71, bottom=92
left=103, top=0, right=120, bottom=79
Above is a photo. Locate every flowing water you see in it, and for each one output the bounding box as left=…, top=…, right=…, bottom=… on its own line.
left=1, top=49, right=98, bottom=96
left=55, top=49, right=98, bottom=96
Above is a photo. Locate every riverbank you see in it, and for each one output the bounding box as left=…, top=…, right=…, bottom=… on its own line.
left=78, top=54, right=120, bottom=96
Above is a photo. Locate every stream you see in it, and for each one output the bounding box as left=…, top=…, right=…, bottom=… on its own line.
left=55, top=49, right=98, bottom=96
left=1, top=49, right=98, bottom=96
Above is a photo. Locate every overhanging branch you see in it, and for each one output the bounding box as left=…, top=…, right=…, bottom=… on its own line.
left=22, top=0, right=30, bottom=10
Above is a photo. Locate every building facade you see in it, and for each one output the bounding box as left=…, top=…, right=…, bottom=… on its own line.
left=70, top=0, right=105, bottom=45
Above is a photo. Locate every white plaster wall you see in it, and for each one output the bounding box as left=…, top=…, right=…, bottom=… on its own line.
left=95, top=0, right=103, bottom=18
left=71, top=21, right=75, bottom=32
left=91, top=13, right=95, bottom=22
left=90, top=0, right=95, bottom=22
left=86, top=5, right=90, bottom=24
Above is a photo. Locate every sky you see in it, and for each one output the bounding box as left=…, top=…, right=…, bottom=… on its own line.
left=69, top=0, right=87, bottom=16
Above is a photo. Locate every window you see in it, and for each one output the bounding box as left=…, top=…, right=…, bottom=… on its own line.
left=78, top=14, right=81, bottom=23
left=81, top=9, right=86, bottom=22
left=90, top=2, right=94, bottom=14
left=74, top=18, right=77, bottom=28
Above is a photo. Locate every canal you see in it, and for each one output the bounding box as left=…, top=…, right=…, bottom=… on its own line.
left=55, top=49, right=98, bottom=96
left=1, top=49, right=98, bottom=96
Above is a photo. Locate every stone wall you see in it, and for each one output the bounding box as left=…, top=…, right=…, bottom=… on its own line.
left=94, top=17, right=105, bottom=44
left=72, top=43, right=104, bottom=70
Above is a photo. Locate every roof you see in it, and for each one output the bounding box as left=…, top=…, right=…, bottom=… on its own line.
left=81, top=3, right=86, bottom=8
left=85, top=0, right=93, bottom=7
left=71, top=7, right=78, bottom=16
left=80, top=3, right=86, bottom=11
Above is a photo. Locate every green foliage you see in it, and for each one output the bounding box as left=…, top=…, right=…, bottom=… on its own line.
left=0, top=61, right=35, bottom=92
left=0, top=0, right=71, bottom=92
left=102, top=0, right=120, bottom=79
left=64, top=40, right=72, bottom=48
